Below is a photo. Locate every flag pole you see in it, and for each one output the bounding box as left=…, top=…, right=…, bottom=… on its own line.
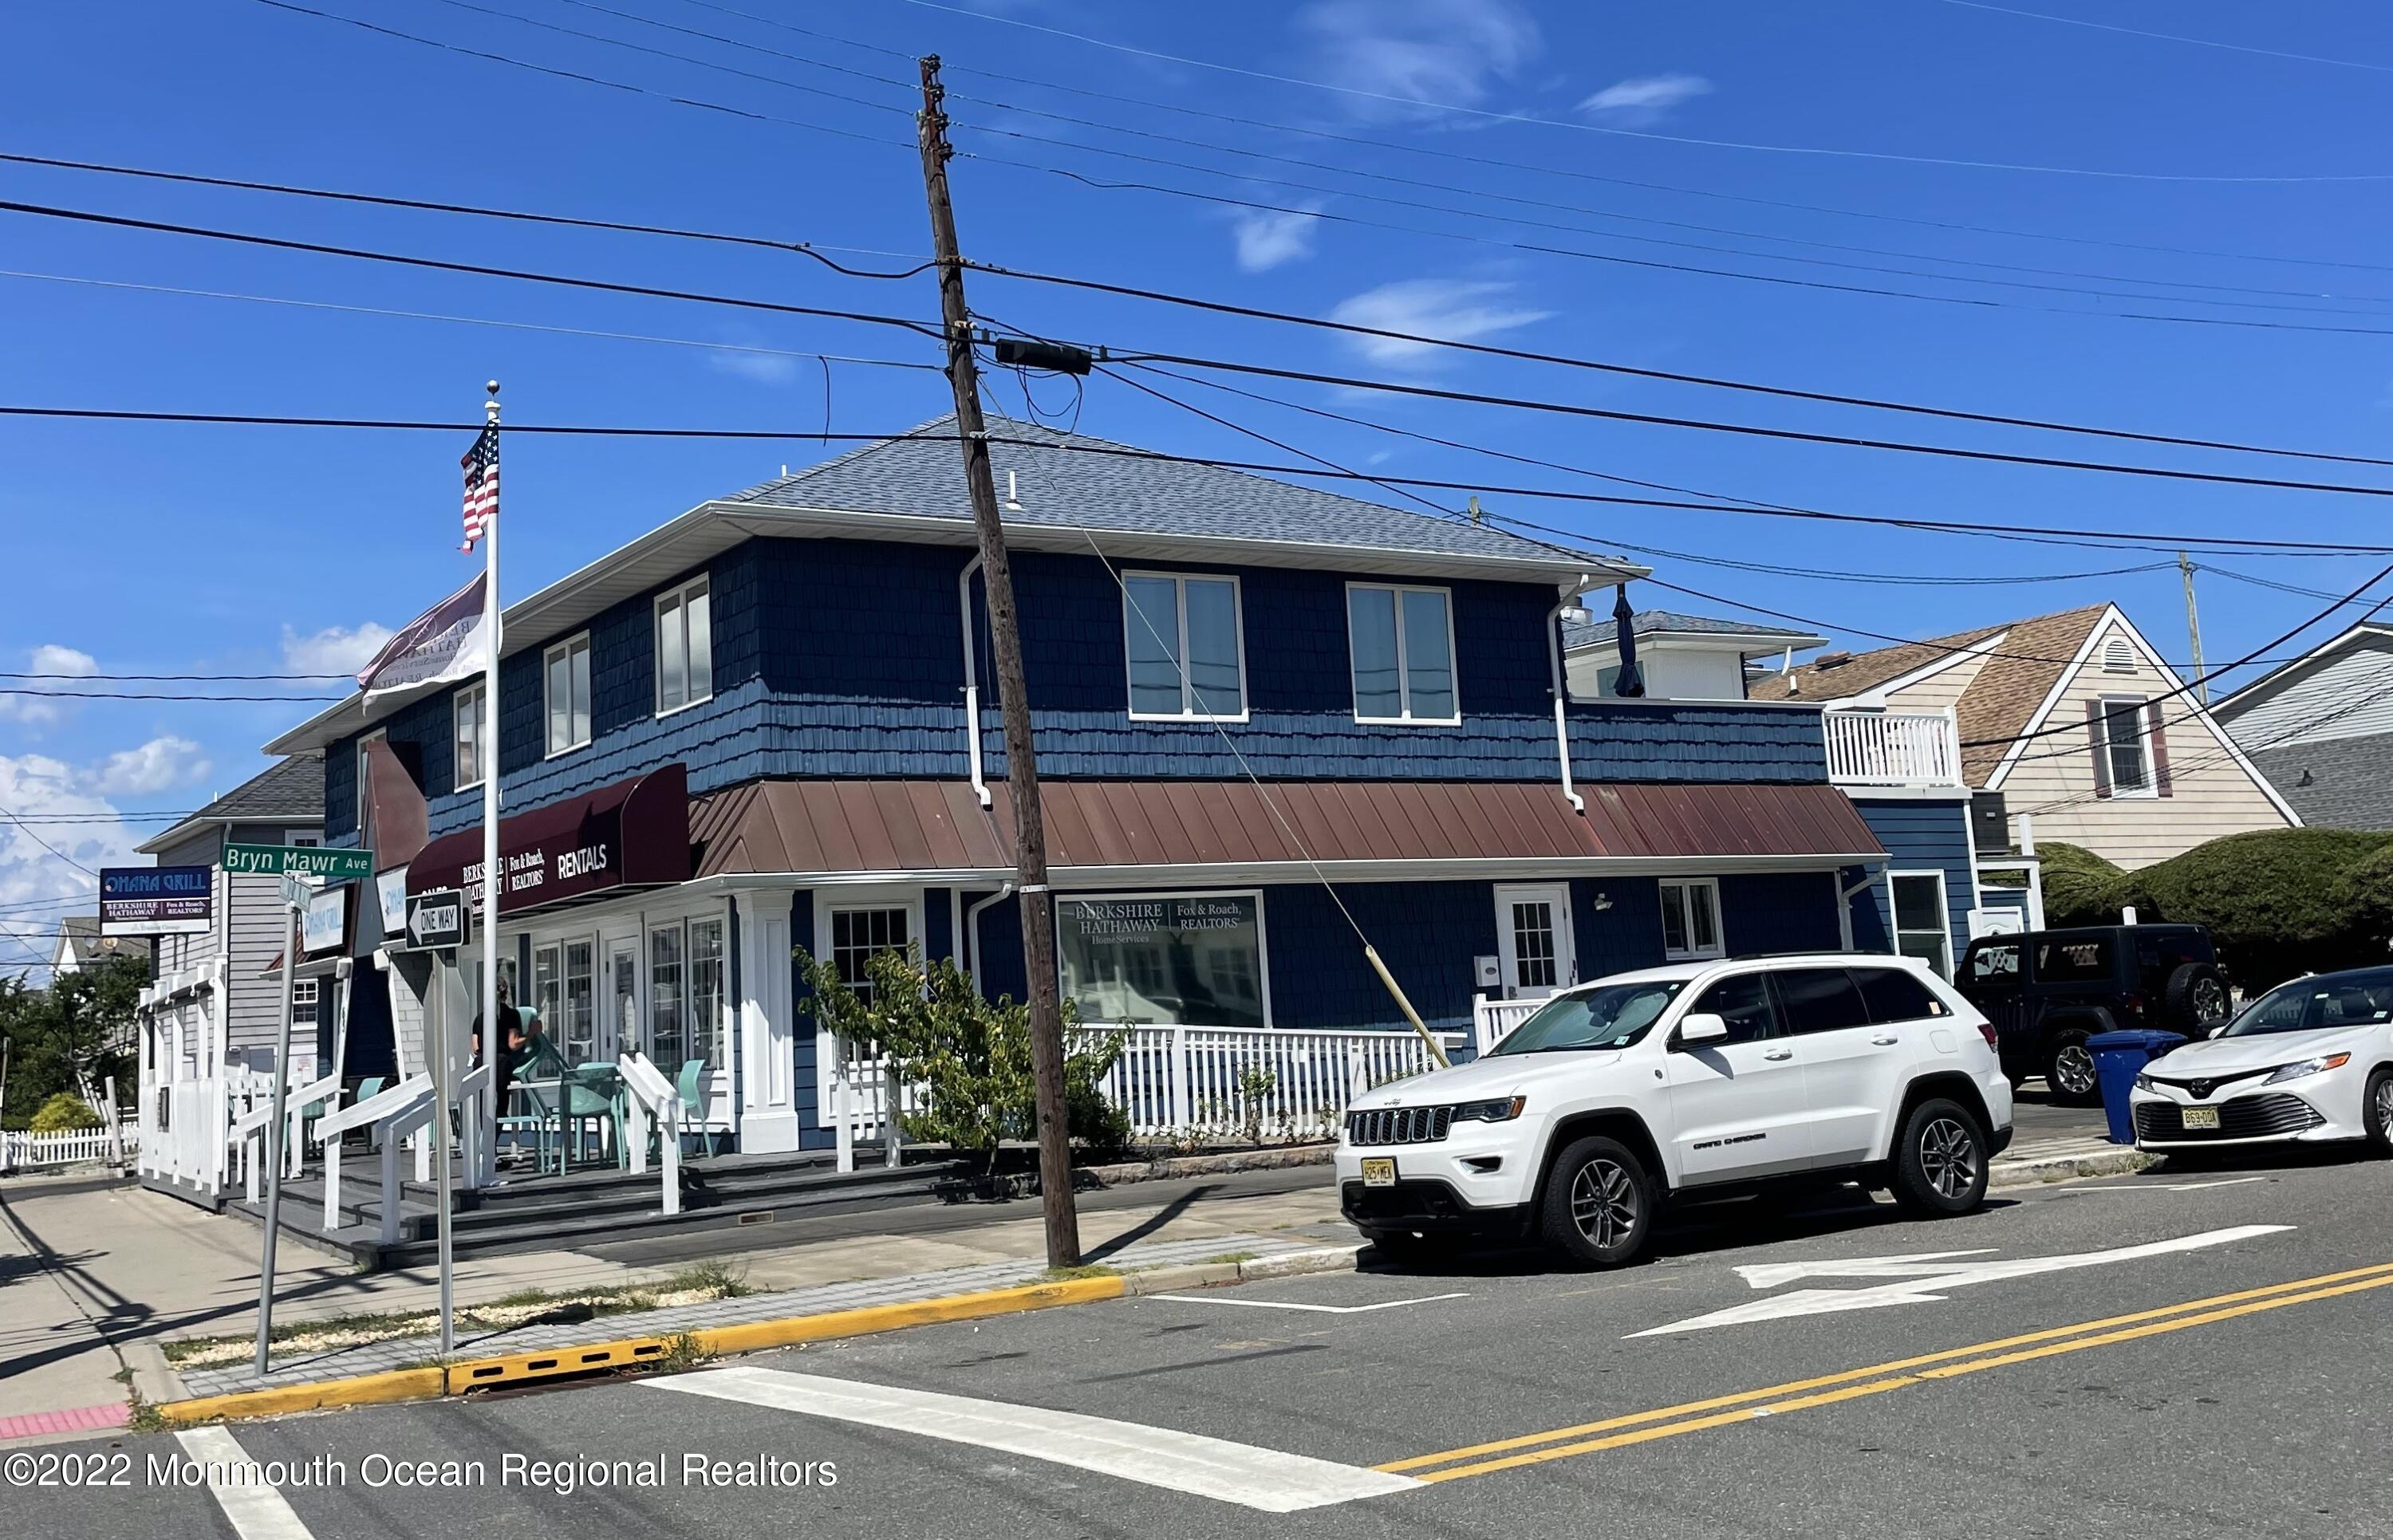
left=479, top=381, right=502, bottom=1195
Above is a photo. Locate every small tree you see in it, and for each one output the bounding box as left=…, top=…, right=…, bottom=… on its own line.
left=0, top=952, right=144, bottom=1128
left=795, top=946, right=1129, bottom=1172
left=2036, top=842, right=2127, bottom=928
left=28, top=1090, right=102, bottom=1133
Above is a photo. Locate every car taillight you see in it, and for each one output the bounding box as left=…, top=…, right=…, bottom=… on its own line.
left=1973, top=1017, right=1998, bottom=1051
left=2122, top=993, right=2145, bottom=1022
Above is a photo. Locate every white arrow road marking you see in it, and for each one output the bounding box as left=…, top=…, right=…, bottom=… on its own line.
left=1630, top=1224, right=2292, bottom=1337
left=647, top=1366, right=1421, bottom=1512
left=1145, top=1291, right=1469, bottom=1314
left=175, top=1428, right=317, bottom=1540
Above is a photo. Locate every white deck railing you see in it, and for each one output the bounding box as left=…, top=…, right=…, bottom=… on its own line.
left=1823, top=707, right=1963, bottom=787
left=1, top=1122, right=140, bottom=1171
left=617, top=1050, right=684, bottom=1215
left=1471, top=995, right=1546, bottom=1056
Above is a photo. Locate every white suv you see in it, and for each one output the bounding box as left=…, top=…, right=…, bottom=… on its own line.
left=1336, top=953, right=2014, bottom=1267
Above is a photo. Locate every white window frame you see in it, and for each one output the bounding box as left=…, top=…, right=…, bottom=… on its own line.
left=1659, top=877, right=1725, bottom=962
left=292, top=979, right=320, bottom=1030
left=355, top=727, right=386, bottom=834
left=544, top=632, right=593, bottom=758
left=1887, top=868, right=1953, bottom=978
left=1053, top=888, right=1274, bottom=1030
left=1122, top=570, right=1250, bottom=723
left=454, top=679, right=487, bottom=792
left=654, top=575, right=714, bottom=719
left=2098, top=693, right=2156, bottom=799
left=1345, top=581, right=1462, bottom=726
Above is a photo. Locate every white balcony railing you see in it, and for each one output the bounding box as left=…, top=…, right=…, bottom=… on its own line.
left=1823, top=707, right=1964, bottom=787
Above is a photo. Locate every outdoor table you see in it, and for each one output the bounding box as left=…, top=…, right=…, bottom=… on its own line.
left=507, top=1061, right=620, bottom=1175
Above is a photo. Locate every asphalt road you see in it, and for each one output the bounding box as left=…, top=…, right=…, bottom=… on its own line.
left=29, top=1124, right=2375, bottom=1540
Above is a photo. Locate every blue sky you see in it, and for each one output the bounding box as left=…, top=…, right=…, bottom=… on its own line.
left=4, top=0, right=2391, bottom=963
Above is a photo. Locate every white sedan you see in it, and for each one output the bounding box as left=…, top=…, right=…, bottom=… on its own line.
left=2131, top=966, right=2393, bottom=1152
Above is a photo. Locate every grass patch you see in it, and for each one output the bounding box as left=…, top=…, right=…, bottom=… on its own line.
left=646, top=1332, right=713, bottom=1376
left=124, top=1388, right=165, bottom=1435
left=1039, top=1263, right=1122, bottom=1282
left=1199, top=1251, right=1260, bottom=1267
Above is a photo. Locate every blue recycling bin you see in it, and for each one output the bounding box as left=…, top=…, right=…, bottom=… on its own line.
left=2087, top=1029, right=2188, bottom=1144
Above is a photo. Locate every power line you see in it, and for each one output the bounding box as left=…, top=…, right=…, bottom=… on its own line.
left=12, top=404, right=2393, bottom=557
left=0, top=688, right=346, bottom=702
left=0, top=805, right=102, bottom=877
left=887, top=0, right=2393, bottom=183
left=26, top=150, right=2393, bottom=467
left=0, top=669, right=343, bottom=681
left=1926, top=0, right=2393, bottom=75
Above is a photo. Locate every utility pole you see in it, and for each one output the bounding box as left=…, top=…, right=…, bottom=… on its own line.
left=917, top=53, right=1080, bottom=1267
left=2178, top=551, right=2210, bottom=703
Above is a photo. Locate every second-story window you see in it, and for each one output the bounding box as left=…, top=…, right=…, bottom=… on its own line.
left=1123, top=573, right=1246, bottom=719
left=1347, top=583, right=1457, bottom=723
left=453, top=680, right=486, bottom=790
left=545, top=632, right=592, bottom=757
left=655, top=575, right=713, bottom=715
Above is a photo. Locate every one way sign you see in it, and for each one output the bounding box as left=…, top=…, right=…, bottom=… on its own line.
left=404, top=889, right=468, bottom=951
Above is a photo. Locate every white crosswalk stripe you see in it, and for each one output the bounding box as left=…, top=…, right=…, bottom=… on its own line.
left=173, top=1428, right=317, bottom=1540
left=647, top=1365, right=1420, bottom=1512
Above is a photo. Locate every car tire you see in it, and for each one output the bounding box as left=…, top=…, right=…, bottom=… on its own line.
left=1539, top=1135, right=1656, bottom=1270
left=1890, top=1097, right=1989, bottom=1217
left=2045, top=1030, right=2101, bottom=1106
left=2163, top=963, right=2233, bottom=1031
left=2366, top=1069, right=2393, bottom=1159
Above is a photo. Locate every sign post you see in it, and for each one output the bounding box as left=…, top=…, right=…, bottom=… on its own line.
left=234, top=843, right=370, bottom=1379
left=401, top=888, right=469, bottom=1355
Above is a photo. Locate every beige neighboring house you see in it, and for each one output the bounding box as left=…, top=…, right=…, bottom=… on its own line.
left=1758, top=603, right=2298, bottom=870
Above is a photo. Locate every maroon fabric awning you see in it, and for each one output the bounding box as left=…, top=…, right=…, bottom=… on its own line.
left=688, top=778, right=1882, bottom=879
left=410, top=764, right=692, bottom=916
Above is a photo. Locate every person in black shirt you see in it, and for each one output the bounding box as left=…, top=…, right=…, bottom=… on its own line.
left=470, top=975, right=522, bottom=1141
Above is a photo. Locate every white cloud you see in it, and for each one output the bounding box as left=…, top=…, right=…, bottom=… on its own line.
left=708, top=348, right=802, bottom=386
left=0, top=753, right=128, bottom=950
left=95, top=736, right=210, bottom=797
left=1231, top=207, right=1322, bottom=272
left=0, top=644, right=99, bottom=727
left=1579, top=73, right=1713, bottom=127
left=1297, top=0, right=1540, bottom=120
left=281, top=622, right=392, bottom=678
left=1327, top=279, right=1553, bottom=368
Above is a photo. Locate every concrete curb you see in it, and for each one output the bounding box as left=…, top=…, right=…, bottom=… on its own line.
left=1122, top=1243, right=1366, bottom=1295
left=1989, top=1147, right=2152, bottom=1188
left=122, top=1338, right=187, bottom=1412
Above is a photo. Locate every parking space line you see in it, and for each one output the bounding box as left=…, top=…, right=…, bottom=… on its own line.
left=1382, top=1257, right=2393, bottom=1481
left=174, top=1428, right=316, bottom=1540
left=2066, top=1176, right=2271, bottom=1193
left=1145, top=1291, right=1469, bottom=1314
left=646, top=1365, right=1421, bottom=1512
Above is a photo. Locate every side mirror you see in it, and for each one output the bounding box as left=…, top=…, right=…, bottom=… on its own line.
left=1675, top=1012, right=1730, bottom=1048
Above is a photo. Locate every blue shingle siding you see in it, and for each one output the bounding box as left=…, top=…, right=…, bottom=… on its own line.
left=1721, top=872, right=1845, bottom=956
left=1851, top=797, right=1977, bottom=959
left=1567, top=703, right=1827, bottom=784
left=1572, top=877, right=1668, bottom=980
left=1264, top=882, right=1496, bottom=1033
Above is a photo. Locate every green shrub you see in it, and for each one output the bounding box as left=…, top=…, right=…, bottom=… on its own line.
left=2110, top=828, right=2393, bottom=991
left=27, top=1092, right=102, bottom=1133
left=2036, top=842, right=2126, bottom=928
left=2337, top=841, right=2393, bottom=959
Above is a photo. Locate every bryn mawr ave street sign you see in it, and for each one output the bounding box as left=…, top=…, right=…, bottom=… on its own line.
left=223, top=843, right=375, bottom=880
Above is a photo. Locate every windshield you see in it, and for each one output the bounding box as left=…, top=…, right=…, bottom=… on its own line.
left=1490, top=980, right=1689, bottom=1054
left=2221, top=968, right=2393, bottom=1038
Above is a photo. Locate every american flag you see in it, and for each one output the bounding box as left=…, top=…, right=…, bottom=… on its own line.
left=459, top=423, right=499, bottom=551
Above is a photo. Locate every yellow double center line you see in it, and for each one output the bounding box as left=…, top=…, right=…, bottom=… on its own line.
left=1383, top=1258, right=2393, bottom=1483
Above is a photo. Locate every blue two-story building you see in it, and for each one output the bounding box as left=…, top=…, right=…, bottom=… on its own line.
left=267, top=417, right=1891, bottom=1154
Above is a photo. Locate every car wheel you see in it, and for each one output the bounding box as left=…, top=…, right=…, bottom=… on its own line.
left=2163, top=963, right=2233, bottom=1031
left=2045, top=1031, right=2101, bottom=1106
left=1539, top=1136, right=1655, bottom=1269
left=1890, top=1098, right=1989, bottom=1216
left=2366, top=1069, right=2393, bottom=1159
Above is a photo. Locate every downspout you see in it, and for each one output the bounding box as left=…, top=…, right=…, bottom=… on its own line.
left=964, top=882, right=1015, bottom=993
left=958, top=553, right=991, bottom=808
left=1547, top=585, right=1591, bottom=814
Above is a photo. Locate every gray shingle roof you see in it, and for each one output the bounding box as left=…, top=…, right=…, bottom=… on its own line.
left=137, top=753, right=321, bottom=853
left=723, top=416, right=1620, bottom=570
left=2247, top=735, right=2393, bottom=831
left=54, top=916, right=150, bottom=965
left=1562, top=608, right=1825, bottom=652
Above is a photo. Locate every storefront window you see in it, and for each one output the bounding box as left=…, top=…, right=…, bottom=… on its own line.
left=688, top=918, right=724, bottom=1070
left=830, top=907, right=911, bottom=1006
left=649, top=924, right=686, bottom=1071
left=562, top=939, right=595, bottom=1064
left=533, top=945, right=562, bottom=1042
left=1057, top=894, right=1267, bottom=1030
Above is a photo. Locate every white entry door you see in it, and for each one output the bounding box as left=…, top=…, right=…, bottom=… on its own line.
left=1493, top=884, right=1576, bottom=1000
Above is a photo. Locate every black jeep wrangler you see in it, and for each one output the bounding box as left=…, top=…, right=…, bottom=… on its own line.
left=1953, top=924, right=2232, bottom=1105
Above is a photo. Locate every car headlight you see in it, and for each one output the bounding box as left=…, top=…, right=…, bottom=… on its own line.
left=2264, top=1053, right=2350, bottom=1085
left=1451, top=1095, right=1528, bottom=1122
left=2133, top=1073, right=2155, bottom=1093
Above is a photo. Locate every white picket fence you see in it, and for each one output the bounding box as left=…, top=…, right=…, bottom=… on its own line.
left=1472, top=994, right=1546, bottom=1056
left=2, top=1121, right=141, bottom=1172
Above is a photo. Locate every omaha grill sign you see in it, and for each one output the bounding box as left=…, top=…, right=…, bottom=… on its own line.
left=98, top=865, right=213, bottom=937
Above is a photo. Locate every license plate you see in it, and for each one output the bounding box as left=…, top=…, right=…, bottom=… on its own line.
left=2182, top=1106, right=2221, bottom=1131
left=1360, top=1157, right=1398, bottom=1187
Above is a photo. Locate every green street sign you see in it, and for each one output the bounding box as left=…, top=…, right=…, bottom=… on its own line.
left=223, top=843, right=375, bottom=880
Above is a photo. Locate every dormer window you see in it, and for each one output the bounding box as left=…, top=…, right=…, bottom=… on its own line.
left=1123, top=573, right=1246, bottom=721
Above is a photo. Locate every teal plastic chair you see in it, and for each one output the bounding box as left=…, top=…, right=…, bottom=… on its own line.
left=351, top=1077, right=387, bottom=1149
left=676, top=1059, right=709, bottom=1159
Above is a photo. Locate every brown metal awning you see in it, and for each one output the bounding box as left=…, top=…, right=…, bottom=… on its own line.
left=411, top=764, right=692, bottom=916
left=687, top=778, right=1882, bottom=882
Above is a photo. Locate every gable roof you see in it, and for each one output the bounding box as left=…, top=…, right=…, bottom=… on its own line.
left=53, top=916, right=150, bottom=967
left=1561, top=608, right=1827, bottom=653
left=724, top=416, right=1631, bottom=573
left=2212, top=621, right=2393, bottom=723
left=266, top=417, right=1640, bottom=756
left=136, top=753, right=323, bottom=854
left=1756, top=605, right=2113, bottom=786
